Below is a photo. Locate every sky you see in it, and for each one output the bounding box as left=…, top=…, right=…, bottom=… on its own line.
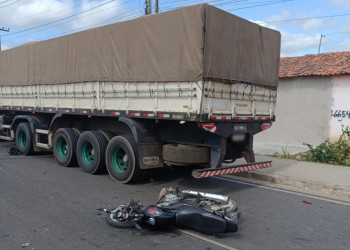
left=0, top=0, right=349, bottom=57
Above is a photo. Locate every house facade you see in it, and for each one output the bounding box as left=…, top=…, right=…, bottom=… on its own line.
left=254, top=52, right=350, bottom=155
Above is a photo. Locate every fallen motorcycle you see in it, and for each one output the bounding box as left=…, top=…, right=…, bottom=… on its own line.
left=98, top=187, right=239, bottom=234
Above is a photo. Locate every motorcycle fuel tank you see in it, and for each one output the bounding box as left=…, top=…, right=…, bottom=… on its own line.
left=143, top=205, right=175, bottom=228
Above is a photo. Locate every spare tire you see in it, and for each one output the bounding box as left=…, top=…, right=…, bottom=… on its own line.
left=163, top=144, right=210, bottom=165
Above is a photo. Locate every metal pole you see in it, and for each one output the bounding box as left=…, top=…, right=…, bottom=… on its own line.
left=318, top=34, right=325, bottom=54
left=155, top=0, right=159, bottom=13
left=145, top=0, right=152, bottom=15
left=0, top=27, right=10, bottom=51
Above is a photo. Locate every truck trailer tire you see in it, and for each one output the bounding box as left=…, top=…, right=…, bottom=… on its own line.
left=105, top=135, right=143, bottom=184
left=53, top=128, right=78, bottom=167
left=15, top=122, right=34, bottom=155
left=99, top=130, right=114, bottom=143
left=163, top=144, right=210, bottom=165
left=76, top=131, right=107, bottom=174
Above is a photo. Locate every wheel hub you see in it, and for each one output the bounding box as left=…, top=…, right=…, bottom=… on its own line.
left=82, top=141, right=94, bottom=165
left=18, top=131, right=27, bottom=149
left=56, top=137, right=68, bottom=159
left=112, top=148, right=128, bottom=173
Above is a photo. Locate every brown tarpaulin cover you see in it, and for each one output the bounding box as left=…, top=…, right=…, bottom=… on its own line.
left=0, top=4, right=280, bottom=87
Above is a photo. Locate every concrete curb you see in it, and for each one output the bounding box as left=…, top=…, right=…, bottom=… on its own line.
left=234, top=171, right=350, bottom=199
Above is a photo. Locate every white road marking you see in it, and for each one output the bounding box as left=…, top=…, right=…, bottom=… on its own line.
left=178, top=229, right=238, bottom=250
left=215, top=176, right=350, bottom=206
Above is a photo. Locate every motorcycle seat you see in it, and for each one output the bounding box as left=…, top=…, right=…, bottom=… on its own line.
left=175, top=206, right=237, bottom=233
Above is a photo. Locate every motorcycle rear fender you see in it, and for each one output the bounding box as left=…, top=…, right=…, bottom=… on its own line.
left=175, top=207, right=238, bottom=233
left=226, top=217, right=238, bottom=232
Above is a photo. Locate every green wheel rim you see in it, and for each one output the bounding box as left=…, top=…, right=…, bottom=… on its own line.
left=112, top=148, right=128, bottom=173
left=82, top=141, right=94, bottom=165
left=18, top=130, right=27, bottom=149
left=56, top=137, right=68, bottom=159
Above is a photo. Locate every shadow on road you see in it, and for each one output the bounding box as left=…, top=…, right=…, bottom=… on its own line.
left=134, top=165, right=256, bottom=196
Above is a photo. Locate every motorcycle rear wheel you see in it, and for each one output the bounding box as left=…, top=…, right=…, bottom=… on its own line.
left=184, top=198, right=238, bottom=215
left=214, top=199, right=238, bottom=214
left=106, top=213, right=135, bottom=229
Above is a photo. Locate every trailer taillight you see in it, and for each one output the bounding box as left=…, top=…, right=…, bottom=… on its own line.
left=261, top=122, right=272, bottom=131
left=198, top=123, right=217, bottom=133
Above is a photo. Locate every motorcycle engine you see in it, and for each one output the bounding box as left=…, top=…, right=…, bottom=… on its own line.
left=157, top=194, right=181, bottom=207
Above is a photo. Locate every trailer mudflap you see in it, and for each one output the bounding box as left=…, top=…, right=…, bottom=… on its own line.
left=138, top=142, right=164, bottom=169
left=192, top=161, right=272, bottom=179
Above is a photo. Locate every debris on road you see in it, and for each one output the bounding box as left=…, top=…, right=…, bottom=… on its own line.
left=8, top=147, right=20, bottom=155
left=21, top=242, right=31, bottom=248
left=302, top=200, right=313, bottom=205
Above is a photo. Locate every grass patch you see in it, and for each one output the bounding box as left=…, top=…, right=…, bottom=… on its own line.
left=272, top=124, right=350, bottom=167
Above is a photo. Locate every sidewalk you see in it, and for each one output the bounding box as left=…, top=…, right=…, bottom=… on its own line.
left=233, top=155, right=350, bottom=200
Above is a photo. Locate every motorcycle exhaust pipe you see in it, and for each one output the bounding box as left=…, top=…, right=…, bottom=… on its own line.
left=182, top=190, right=229, bottom=203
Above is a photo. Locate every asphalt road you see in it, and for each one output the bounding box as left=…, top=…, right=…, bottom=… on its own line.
left=1, top=141, right=349, bottom=250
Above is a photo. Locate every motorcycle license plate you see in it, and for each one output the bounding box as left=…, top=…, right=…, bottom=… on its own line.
left=234, top=124, right=246, bottom=131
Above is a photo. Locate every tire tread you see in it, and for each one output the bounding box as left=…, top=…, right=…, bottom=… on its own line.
left=106, top=135, right=144, bottom=184
left=163, top=144, right=210, bottom=164
left=53, top=128, right=78, bottom=167
left=15, top=122, right=34, bottom=155
left=91, top=131, right=108, bottom=174
left=76, top=131, right=107, bottom=174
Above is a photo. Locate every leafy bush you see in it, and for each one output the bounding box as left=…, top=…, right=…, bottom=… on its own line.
left=302, top=124, right=350, bottom=166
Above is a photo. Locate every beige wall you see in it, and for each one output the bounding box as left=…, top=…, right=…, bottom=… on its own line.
left=254, top=76, right=334, bottom=154
left=329, top=76, right=350, bottom=140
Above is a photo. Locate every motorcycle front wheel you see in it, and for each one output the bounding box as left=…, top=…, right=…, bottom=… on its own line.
left=106, top=213, right=135, bottom=229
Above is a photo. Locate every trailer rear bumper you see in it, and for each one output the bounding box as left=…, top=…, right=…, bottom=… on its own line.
left=192, top=161, right=272, bottom=179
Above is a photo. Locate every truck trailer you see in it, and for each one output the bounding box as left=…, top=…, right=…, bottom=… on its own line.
left=0, top=4, right=280, bottom=183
